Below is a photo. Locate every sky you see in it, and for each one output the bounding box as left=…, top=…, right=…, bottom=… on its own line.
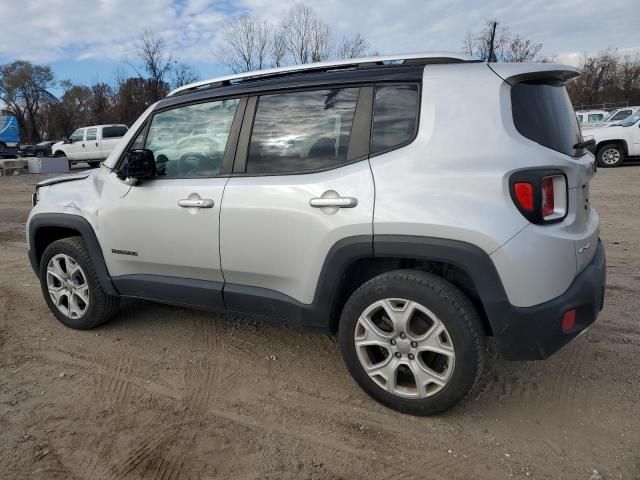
left=1, top=0, right=639, bottom=94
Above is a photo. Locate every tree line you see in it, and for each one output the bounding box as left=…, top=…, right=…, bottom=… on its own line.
left=2, top=11, right=640, bottom=144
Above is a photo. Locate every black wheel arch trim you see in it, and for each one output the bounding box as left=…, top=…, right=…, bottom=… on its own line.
left=28, top=213, right=119, bottom=296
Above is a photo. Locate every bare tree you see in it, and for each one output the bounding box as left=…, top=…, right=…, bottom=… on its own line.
left=337, top=33, right=370, bottom=59
left=131, top=30, right=173, bottom=101
left=270, top=29, right=288, bottom=68
left=0, top=60, right=57, bottom=142
left=217, top=16, right=271, bottom=73
left=463, top=20, right=540, bottom=62
left=617, top=54, right=640, bottom=102
left=171, top=62, right=200, bottom=89
left=281, top=4, right=331, bottom=64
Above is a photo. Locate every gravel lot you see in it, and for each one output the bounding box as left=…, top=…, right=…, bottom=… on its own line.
left=0, top=164, right=638, bottom=479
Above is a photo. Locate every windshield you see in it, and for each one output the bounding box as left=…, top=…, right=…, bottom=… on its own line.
left=620, top=114, right=640, bottom=127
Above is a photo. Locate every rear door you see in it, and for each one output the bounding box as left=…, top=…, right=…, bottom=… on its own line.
left=84, top=127, right=98, bottom=160
left=219, top=87, right=375, bottom=310
left=98, top=97, right=245, bottom=308
left=100, top=125, right=129, bottom=158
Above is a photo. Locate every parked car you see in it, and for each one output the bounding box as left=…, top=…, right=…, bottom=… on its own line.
left=52, top=124, right=128, bottom=168
left=20, top=140, right=59, bottom=157
left=601, top=107, right=640, bottom=126
left=576, top=109, right=607, bottom=125
left=26, top=54, right=604, bottom=416
left=17, top=143, right=35, bottom=157
left=583, top=113, right=640, bottom=167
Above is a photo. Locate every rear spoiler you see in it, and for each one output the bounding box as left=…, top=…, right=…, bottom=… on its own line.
left=488, top=62, right=580, bottom=85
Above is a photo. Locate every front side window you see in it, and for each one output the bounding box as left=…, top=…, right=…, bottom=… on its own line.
left=371, top=84, right=419, bottom=155
left=144, top=99, right=239, bottom=177
left=70, top=129, right=84, bottom=142
left=103, top=126, right=128, bottom=139
left=246, top=88, right=359, bottom=174
left=588, top=114, right=603, bottom=122
left=86, top=128, right=97, bottom=141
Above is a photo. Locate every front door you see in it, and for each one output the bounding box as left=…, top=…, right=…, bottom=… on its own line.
left=97, top=97, right=244, bottom=308
left=220, top=87, right=375, bottom=311
left=66, top=128, right=85, bottom=160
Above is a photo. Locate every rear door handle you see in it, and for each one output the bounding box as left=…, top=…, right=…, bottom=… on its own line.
left=309, top=197, right=358, bottom=208
left=178, top=198, right=214, bottom=208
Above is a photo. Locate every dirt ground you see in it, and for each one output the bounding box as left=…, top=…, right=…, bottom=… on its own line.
left=0, top=164, right=638, bottom=480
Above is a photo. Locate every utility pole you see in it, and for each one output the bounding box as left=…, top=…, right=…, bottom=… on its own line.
left=488, top=21, right=497, bottom=62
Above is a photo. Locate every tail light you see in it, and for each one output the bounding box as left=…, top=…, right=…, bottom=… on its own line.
left=510, top=170, right=567, bottom=224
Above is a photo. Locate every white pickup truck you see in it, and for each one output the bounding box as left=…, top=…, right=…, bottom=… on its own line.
left=584, top=113, right=640, bottom=167
left=52, top=124, right=128, bottom=168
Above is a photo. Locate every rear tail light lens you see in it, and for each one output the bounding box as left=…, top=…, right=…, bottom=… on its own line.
left=510, top=170, right=567, bottom=224
left=514, top=183, right=534, bottom=211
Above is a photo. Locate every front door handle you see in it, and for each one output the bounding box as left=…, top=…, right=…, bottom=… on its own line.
left=178, top=198, right=214, bottom=208
left=309, top=197, right=358, bottom=208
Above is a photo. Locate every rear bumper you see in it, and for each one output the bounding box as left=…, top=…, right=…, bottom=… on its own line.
left=493, top=239, right=606, bottom=360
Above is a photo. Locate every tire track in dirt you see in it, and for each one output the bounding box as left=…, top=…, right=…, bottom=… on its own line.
left=99, top=353, right=137, bottom=412
left=547, top=341, right=591, bottom=419
left=105, top=434, right=169, bottom=480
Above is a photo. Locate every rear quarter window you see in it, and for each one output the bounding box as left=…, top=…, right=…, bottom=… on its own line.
left=371, top=84, right=419, bottom=155
left=102, top=126, right=128, bottom=139
left=511, top=82, right=582, bottom=157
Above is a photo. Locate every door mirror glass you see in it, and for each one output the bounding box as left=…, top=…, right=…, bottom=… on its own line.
left=118, top=149, right=156, bottom=181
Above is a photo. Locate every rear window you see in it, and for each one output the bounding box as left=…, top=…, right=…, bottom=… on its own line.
left=511, top=82, right=582, bottom=157
left=102, top=126, right=128, bottom=139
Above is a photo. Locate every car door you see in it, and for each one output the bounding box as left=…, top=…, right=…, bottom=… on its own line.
left=84, top=127, right=98, bottom=160
left=97, top=97, right=245, bottom=308
left=219, top=87, right=375, bottom=313
left=66, top=128, right=85, bottom=160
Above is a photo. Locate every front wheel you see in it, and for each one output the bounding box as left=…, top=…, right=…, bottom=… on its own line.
left=338, top=270, right=484, bottom=416
left=39, top=237, right=119, bottom=329
left=596, top=143, right=625, bottom=167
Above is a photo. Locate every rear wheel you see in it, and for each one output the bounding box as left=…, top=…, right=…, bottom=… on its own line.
left=596, top=143, right=624, bottom=167
left=338, top=270, right=484, bottom=416
left=39, top=237, right=119, bottom=329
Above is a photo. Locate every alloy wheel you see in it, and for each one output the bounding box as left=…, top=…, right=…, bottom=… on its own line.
left=354, top=298, right=455, bottom=398
left=46, top=254, right=90, bottom=319
left=602, top=148, right=621, bottom=165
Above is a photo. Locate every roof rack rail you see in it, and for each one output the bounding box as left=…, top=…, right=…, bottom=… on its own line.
left=168, top=52, right=476, bottom=97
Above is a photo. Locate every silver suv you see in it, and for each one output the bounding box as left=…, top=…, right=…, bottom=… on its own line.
left=26, top=53, right=606, bottom=415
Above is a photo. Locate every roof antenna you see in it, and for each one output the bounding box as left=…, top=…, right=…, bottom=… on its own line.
left=488, top=21, right=497, bottom=62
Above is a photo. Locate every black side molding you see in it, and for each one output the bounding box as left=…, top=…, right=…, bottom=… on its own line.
left=113, top=275, right=225, bottom=310
left=28, top=213, right=119, bottom=296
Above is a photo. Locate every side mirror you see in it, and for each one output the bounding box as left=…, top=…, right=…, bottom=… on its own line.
left=117, top=149, right=156, bottom=181
left=63, top=137, right=71, bottom=144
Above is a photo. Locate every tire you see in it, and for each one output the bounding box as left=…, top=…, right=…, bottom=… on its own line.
left=88, top=161, right=100, bottom=168
left=39, top=237, right=119, bottom=329
left=596, top=143, right=625, bottom=168
left=0, top=143, right=6, bottom=153
left=338, top=270, right=484, bottom=416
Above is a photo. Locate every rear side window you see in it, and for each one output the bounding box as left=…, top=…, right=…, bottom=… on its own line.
left=371, top=84, right=419, bottom=155
left=247, top=88, right=359, bottom=174
left=511, top=82, right=582, bottom=157
left=102, top=126, right=128, bottom=139
left=588, top=113, right=604, bottom=122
